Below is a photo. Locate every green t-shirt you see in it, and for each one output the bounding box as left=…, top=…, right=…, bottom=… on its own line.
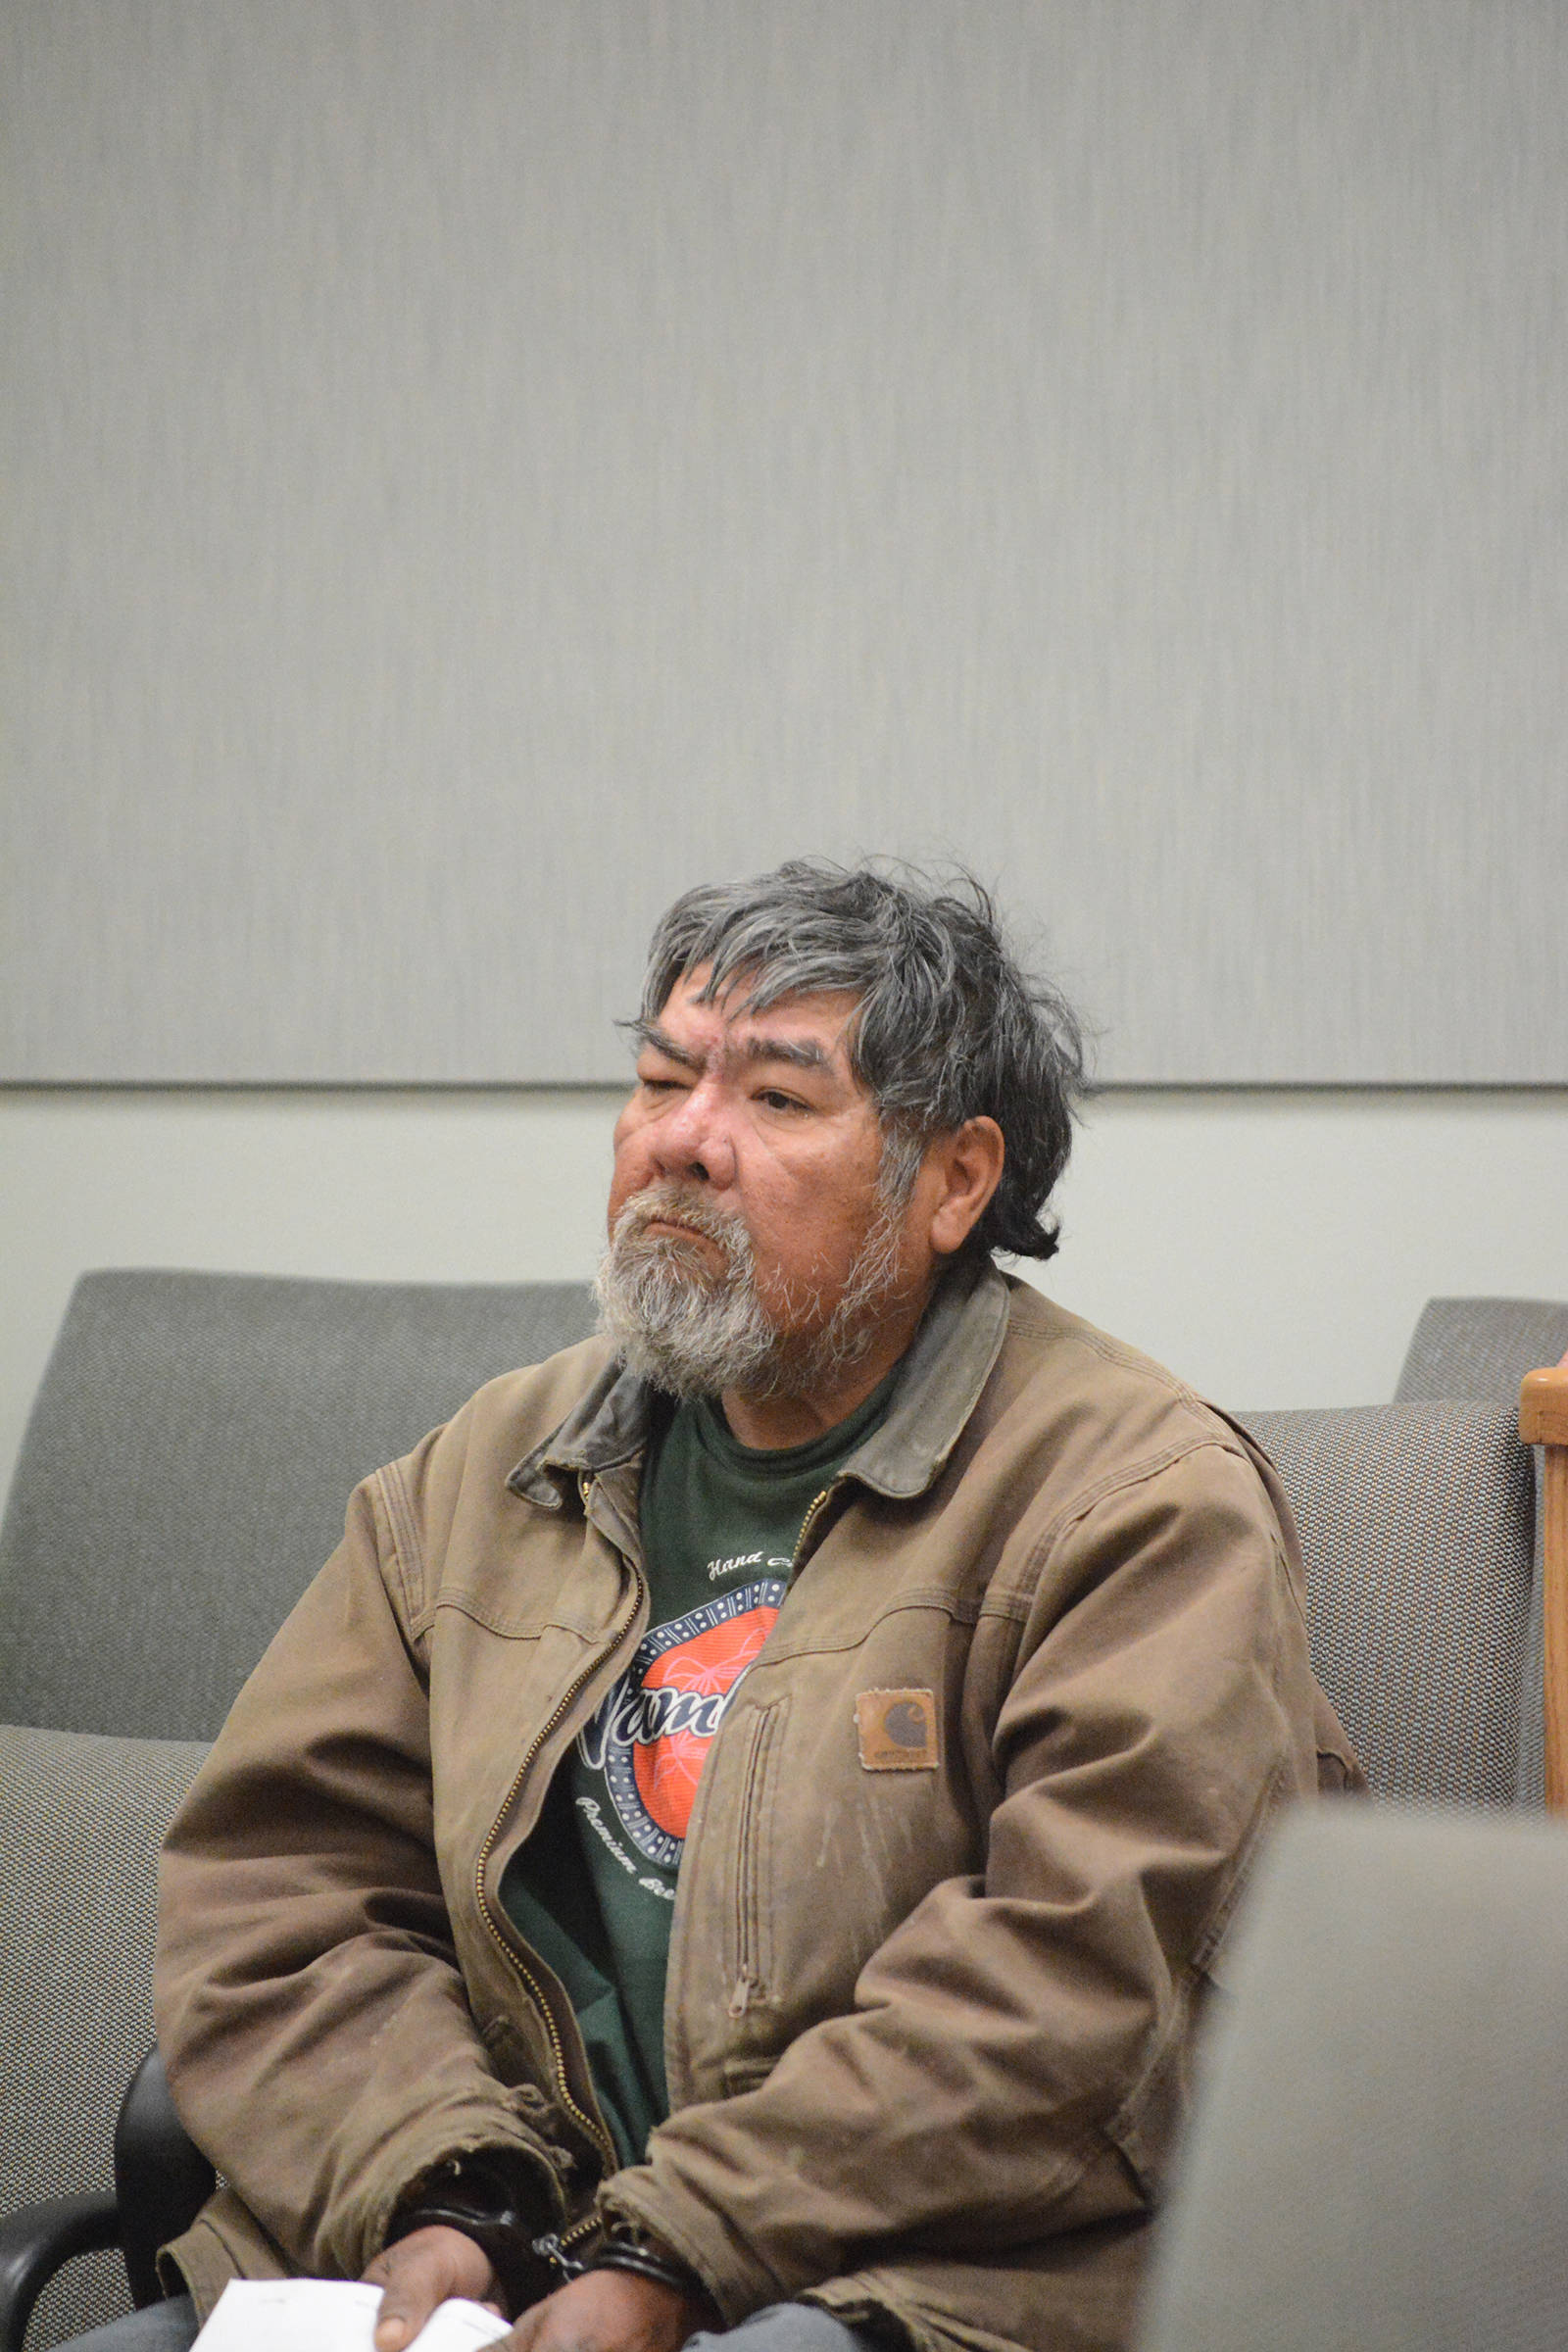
left=501, top=1365, right=900, bottom=2167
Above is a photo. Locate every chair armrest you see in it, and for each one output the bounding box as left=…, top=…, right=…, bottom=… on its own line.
left=1519, top=1360, right=1568, bottom=1446
left=0, top=2189, right=119, bottom=2352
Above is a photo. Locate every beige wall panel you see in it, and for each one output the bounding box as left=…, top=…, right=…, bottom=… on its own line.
left=4, top=1, right=1565, bottom=1081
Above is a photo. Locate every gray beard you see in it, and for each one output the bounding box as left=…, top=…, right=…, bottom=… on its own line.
left=594, top=1178, right=908, bottom=1404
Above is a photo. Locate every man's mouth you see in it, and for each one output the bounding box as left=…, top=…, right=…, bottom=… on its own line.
left=618, top=1188, right=742, bottom=1254
left=612, top=1198, right=748, bottom=1288
left=638, top=1214, right=725, bottom=1260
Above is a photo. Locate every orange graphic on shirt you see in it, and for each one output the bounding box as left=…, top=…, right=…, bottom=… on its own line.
left=632, top=1606, right=779, bottom=1838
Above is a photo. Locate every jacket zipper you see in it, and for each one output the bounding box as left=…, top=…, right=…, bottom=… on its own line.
left=532, top=2211, right=605, bottom=2275
left=471, top=1473, right=642, bottom=2183
left=791, top=1485, right=834, bottom=1575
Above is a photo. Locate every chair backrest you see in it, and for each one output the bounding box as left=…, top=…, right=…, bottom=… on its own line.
left=0, top=1269, right=599, bottom=1740
left=0, top=1724, right=208, bottom=2351
left=1136, top=1803, right=1568, bottom=2352
left=1238, top=1401, right=1534, bottom=1804
left=1396, top=1295, right=1568, bottom=1403
left=1393, top=1295, right=1568, bottom=1803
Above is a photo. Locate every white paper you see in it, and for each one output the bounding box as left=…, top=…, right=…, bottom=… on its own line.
left=192, top=2278, right=512, bottom=2352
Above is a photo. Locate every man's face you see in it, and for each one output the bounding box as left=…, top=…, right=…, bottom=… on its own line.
left=598, top=969, right=934, bottom=1409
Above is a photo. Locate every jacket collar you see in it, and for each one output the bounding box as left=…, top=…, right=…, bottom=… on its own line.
left=508, top=1254, right=1012, bottom=1511
left=844, top=1253, right=1010, bottom=1497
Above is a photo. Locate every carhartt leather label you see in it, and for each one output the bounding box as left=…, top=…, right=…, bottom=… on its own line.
left=856, top=1688, right=939, bottom=1770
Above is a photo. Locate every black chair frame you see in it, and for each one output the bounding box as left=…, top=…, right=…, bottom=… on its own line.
left=0, top=2053, right=213, bottom=2352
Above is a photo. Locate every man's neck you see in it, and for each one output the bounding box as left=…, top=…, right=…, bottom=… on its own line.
left=718, top=1294, right=928, bottom=1449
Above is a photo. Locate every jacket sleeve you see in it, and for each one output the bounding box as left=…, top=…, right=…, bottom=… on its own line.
left=154, top=1456, right=563, bottom=2288
left=600, top=1439, right=1338, bottom=2321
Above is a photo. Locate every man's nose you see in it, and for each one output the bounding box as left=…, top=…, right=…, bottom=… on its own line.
left=648, top=1082, right=738, bottom=1190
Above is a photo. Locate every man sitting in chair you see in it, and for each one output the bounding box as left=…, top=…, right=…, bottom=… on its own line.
left=111, top=862, right=1357, bottom=2352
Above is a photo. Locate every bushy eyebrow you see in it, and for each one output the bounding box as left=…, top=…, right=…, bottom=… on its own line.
left=632, top=1018, right=834, bottom=1077
left=631, top=1018, right=703, bottom=1071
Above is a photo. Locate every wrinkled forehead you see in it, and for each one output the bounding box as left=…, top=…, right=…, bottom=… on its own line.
left=648, top=966, right=870, bottom=1081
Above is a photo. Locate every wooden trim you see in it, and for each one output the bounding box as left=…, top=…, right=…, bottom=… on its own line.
left=1522, top=1364, right=1568, bottom=1817
left=1520, top=1365, right=1568, bottom=1448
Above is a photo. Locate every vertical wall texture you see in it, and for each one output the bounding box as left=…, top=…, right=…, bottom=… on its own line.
left=4, top=1, right=1565, bottom=1081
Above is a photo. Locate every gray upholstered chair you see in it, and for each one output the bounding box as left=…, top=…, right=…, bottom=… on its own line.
left=0, top=1271, right=596, bottom=2351
left=1238, top=1398, right=1535, bottom=1804
left=1135, top=1802, right=1568, bottom=2352
left=1135, top=1302, right=1568, bottom=2351
left=1395, top=1296, right=1568, bottom=1801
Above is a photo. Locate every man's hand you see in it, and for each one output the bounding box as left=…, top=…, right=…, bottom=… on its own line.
left=506, top=2268, right=715, bottom=2352
left=365, top=2223, right=504, bottom=2350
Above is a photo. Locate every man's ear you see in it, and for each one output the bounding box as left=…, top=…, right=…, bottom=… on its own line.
left=926, top=1117, right=1005, bottom=1257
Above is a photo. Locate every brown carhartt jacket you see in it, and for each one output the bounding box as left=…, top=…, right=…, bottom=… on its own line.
left=156, top=1264, right=1359, bottom=2352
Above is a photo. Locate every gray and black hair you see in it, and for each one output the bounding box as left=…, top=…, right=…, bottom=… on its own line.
left=637, top=858, right=1087, bottom=1262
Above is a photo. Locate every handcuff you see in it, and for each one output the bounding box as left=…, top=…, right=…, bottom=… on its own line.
left=390, top=2156, right=710, bottom=2317
left=386, top=2154, right=555, bottom=2319
left=532, top=2215, right=710, bottom=2304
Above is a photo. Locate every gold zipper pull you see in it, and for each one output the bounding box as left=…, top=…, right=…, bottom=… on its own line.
left=532, top=2219, right=601, bottom=2281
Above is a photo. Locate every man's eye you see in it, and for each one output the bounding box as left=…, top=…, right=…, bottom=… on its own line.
left=758, top=1088, right=807, bottom=1112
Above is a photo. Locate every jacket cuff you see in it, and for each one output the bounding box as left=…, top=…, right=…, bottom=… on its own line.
left=595, top=2180, right=760, bottom=2328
